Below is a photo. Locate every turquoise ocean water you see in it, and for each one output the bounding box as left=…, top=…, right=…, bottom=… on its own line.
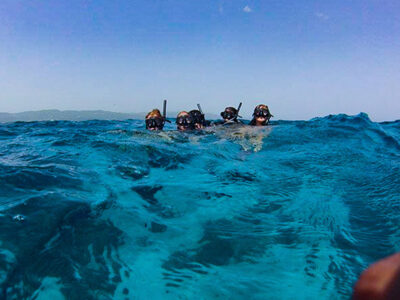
left=0, top=113, right=399, bottom=299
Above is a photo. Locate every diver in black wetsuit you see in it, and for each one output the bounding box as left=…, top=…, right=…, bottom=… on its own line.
left=249, top=104, right=273, bottom=126
left=189, top=104, right=211, bottom=129
left=215, top=103, right=243, bottom=125
left=176, top=111, right=195, bottom=131
left=145, top=100, right=170, bottom=131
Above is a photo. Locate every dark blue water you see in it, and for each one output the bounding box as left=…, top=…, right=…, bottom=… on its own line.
left=1, top=113, right=399, bottom=299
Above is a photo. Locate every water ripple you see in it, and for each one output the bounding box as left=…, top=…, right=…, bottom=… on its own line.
left=0, top=114, right=399, bottom=299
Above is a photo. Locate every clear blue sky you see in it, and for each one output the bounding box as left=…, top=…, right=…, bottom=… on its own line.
left=0, top=0, right=399, bottom=121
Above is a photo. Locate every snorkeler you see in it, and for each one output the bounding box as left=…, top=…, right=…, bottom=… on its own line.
left=176, top=111, right=195, bottom=131
left=216, top=103, right=243, bottom=125
left=189, top=104, right=210, bottom=129
left=145, top=100, right=170, bottom=130
left=249, top=104, right=273, bottom=126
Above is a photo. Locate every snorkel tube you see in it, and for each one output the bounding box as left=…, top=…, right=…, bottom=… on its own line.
left=163, top=99, right=171, bottom=124
left=197, top=104, right=203, bottom=115
left=236, top=102, right=243, bottom=119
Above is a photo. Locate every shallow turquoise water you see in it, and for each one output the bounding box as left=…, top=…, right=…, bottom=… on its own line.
left=0, top=113, right=399, bottom=299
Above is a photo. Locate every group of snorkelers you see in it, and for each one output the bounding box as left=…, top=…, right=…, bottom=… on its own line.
left=145, top=100, right=273, bottom=131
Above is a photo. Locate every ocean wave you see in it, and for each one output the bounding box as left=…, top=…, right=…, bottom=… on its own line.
left=0, top=113, right=399, bottom=299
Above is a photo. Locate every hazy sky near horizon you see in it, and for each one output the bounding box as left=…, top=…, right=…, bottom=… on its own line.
left=0, top=0, right=399, bottom=121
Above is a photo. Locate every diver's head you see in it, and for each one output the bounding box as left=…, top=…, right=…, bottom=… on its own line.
left=176, top=111, right=194, bottom=131
left=145, top=109, right=164, bottom=131
left=189, top=109, right=205, bottom=129
left=252, top=104, right=272, bottom=126
left=220, top=107, right=239, bottom=122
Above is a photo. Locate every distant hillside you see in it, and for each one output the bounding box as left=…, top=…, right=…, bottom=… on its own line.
left=0, top=110, right=142, bottom=122
left=0, top=110, right=220, bottom=122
